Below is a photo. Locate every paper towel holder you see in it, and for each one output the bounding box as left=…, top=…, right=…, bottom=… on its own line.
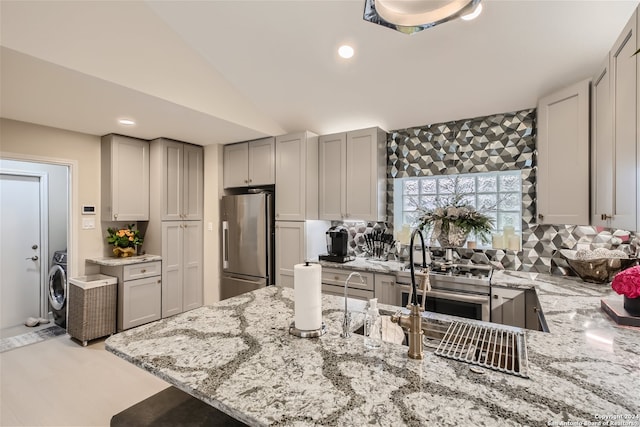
left=289, top=321, right=327, bottom=338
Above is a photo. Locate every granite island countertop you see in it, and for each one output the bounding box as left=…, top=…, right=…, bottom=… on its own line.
left=106, top=272, right=640, bottom=427
left=86, top=254, right=162, bottom=267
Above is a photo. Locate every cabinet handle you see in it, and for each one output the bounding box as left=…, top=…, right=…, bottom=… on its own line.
left=114, top=213, right=118, bottom=219
left=141, top=269, right=146, bottom=273
left=601, top=214, right=612, bottom=220
left=276, top=214, right=279, bottom=219
left=493, top=294, right=499, bottom=299
left=537, top=213, right=544, bottom=220
left=334, top=276, right=339, bottom=280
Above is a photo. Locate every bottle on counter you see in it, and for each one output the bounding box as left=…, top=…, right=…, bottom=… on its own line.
left=364, top=298, right=382, bottom=349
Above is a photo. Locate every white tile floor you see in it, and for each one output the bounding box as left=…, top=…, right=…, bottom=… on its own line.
left=0, top=333, right=168, bottom=426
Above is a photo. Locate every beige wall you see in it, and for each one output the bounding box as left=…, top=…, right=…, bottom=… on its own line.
left=0, top=118, right=102, bottom=277
left=203, top=144, right=222, bottom=304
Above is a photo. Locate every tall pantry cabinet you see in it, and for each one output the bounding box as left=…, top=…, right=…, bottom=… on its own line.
left=145, top=138, right=204, bottom=318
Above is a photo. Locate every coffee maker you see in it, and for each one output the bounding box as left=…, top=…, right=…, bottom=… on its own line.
left=319, top=225, right=354, bottom=263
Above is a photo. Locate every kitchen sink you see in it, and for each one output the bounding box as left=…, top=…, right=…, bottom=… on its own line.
left=354, top=311, right=529, bottom=378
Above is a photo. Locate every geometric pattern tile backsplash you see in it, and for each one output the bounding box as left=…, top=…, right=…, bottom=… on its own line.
left=340, top=108, right=639, bottom=276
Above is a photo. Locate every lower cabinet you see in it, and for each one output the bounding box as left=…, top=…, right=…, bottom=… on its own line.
left=275, top=221, right=304, bottom=288
left=491, top=286, right=526, bottom=328
left=373, top=273, right=397, bottom=306
left=100, top=261, right=162, bottom=331
left=162, top=221, right=203, bottom=317
left=321, top=268, right=374, bottom=301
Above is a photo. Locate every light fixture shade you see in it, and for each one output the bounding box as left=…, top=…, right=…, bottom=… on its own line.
left=363, top=0, right=481, bottom=35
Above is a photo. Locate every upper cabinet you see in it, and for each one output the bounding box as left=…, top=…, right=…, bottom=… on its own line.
left=223, top=137, right=275, bottom=189
left=591, top=8, right=638, bottom=230
left=536, top=79, right=590, bottom=226
left=275, top=131, right=318, bottom=221
left=150, top=138, right=204, bottom=221
left=101, top=134, right=150, bottom=221
left=319, top=127, right=387, bottom=222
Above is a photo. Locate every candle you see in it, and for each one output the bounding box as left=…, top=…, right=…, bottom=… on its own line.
left=508, top=234, right=521, bottom=251
left=294, top=263, right=322, bottom=331
left=492, top=233, right=504, bottom=249
left=503, top=226, right=515, bottom=239
left=467, top=241, right=477, bottom=249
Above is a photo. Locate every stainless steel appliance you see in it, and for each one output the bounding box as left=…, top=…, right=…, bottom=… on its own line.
left=221, top=193, right=274, bottom=300
left=395, top=263, right=491, bottom=322
left=319, top=225, right=353, bottom=263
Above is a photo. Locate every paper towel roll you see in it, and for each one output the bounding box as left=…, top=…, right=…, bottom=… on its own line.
left=294, top=263, right=322, bottom=331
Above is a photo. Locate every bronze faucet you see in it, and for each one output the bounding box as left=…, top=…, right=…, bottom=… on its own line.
left=391, top=228, right=429, bottom=359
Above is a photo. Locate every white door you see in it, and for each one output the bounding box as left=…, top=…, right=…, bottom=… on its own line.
left=0, top=173, right=43, bottom=328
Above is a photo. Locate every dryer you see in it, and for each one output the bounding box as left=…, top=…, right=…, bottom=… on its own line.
left=48, top=250, right=67, bottom=327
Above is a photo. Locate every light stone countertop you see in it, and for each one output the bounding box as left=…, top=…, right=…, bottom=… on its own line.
left=86, top=254, right=162, bottom=267
left=106, top=268, right=640, bottom=427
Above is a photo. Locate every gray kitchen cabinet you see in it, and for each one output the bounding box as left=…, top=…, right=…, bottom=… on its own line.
left=101, top=134, right=150, bottom=221
left=99, top=261, right=162, bottom=331
left=151, top=138, right=204, bottom=221
left=321, top=268, right=374, bottom=301
left=223, top=137, right=275, bottom=189
left=275, top=221, right=305, bottom=288
left=591, top=9, right=638, bottom=231
left=373, top=273, right=397, bottom=306
left=160, top=221, right=203, bottom=317
left=275, top=132, right=318, bottom=221
left=536, top=79, right=590, bottom=226
left=491, top=286, right=525, bottom=328
left=319, top=127, right=387, bottom=222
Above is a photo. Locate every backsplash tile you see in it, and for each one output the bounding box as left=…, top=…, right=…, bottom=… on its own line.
left=336, top=108, right=638, bottom=276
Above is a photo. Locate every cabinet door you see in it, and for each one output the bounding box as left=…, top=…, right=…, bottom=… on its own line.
left=248, top=137, right=275, bottom=186
left=183, top=144, right=204, bottom=220
left=491, top=287, right=525, bottom=328
left=162, top=222, right=184, bottom=317
left=591, top=58, right=614, bottom=226
left=275, top=134, right=306, bottom=221
left=374, top=274, right=397, bottom=306
left=182, top=221, right=203, bottom=312
left=345, top=128, right=385, bottom=222
left=104, top=135, right=150, bottom=221
left=162, top=140, right=184, bottom=221
left=275, top=221, right=305, bottom=288
left=610, top=10, right=637, bottom=231
left=319, top=133, right=346, bottom=221
left=536, top=79, right=590, bottom=225
left=223, top=143, right=249, bottom=189
left=121, top=276, right=161, bottom=330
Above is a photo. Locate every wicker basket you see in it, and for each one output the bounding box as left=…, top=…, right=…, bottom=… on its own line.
left=68, top=275, right=117, bottom=346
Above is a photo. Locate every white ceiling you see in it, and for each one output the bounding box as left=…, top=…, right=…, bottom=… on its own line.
left=1, top=0, right=638, bottom=146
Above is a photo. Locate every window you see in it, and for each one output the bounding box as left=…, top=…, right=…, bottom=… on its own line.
left=393, top=171, right=522, bottom=246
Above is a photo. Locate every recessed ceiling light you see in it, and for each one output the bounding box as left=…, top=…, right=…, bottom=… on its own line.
left=118, top=118, right=136, bottom=126
left=338, top=45, right=354, bottom=59
left=461, top=3, right=483, bottom=21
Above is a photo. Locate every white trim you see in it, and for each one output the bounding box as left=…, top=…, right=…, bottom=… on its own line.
left=0, top=169, right=49, bottom=318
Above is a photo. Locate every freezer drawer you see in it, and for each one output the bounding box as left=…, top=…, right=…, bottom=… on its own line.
left=221, top=274, right=267, bottom=300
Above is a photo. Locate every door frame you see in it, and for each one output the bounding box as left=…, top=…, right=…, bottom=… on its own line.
left=0, top=169, right=49, bottom=317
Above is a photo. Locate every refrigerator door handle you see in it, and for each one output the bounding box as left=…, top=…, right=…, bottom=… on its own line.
left=222, top=221, right=229, bottom=269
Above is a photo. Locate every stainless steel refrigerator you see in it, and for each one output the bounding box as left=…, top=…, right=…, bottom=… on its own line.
left=221, top=193, right=274, bottom=300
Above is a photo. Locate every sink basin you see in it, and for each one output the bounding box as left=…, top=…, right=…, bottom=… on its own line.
left=354, top=312, right=529, bottom=378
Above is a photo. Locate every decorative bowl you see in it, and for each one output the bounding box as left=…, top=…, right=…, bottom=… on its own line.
left=561, top=251, right=638, bottom=284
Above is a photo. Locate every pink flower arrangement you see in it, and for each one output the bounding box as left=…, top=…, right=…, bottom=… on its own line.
left=611, top=265, right=640, bottom=299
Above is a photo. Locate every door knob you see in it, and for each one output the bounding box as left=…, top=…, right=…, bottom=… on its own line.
left=26, top=255, right=39, bottom=261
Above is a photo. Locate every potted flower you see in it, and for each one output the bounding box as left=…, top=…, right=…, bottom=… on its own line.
left=611, top=265, right=640, bottom=316
left=107, top=224, right=143, bottom=257
left=416, top=193, right=494, bottom=247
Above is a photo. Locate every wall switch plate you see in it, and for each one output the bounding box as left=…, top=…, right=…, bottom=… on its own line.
left=82, top=217, right=96, bottom=229
left=207, top=222, right=213, bottom=231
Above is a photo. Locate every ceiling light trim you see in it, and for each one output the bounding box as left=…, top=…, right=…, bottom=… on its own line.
left=363, top=0, right=481, bottom=35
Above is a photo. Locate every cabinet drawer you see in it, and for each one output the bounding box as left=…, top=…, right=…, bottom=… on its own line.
left=124, top=261, right=161, bottom=281
left=322, top=284, right=373, bottom=301
left=321, top=268, right=374, bottom=292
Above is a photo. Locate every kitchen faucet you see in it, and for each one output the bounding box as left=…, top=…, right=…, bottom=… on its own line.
left=391, top=228, right=429, bottom=359
left=341, top=271, right=364, bottom=338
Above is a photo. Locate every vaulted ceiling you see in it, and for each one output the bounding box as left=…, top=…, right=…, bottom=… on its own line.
left=1, top=1, right=638, bottom=145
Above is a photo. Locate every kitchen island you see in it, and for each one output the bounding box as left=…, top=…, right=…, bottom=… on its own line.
left=106, top=271, right=640, bottom=426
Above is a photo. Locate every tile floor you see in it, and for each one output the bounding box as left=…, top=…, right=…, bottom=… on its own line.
left=0, top=332, right=168, bottom=426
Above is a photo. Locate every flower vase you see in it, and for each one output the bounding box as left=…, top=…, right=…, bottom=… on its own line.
left=623, top=296, right=640, bottom=317
left=435, top=223, right=469, bottom=248
left=113, top=246, right=136, bottom=258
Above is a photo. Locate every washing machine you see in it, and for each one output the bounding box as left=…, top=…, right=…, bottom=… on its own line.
left=48, top=250, right=67, bottom=327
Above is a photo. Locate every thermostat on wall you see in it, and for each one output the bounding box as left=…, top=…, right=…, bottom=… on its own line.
left=82, top=205, right=96, bottom=215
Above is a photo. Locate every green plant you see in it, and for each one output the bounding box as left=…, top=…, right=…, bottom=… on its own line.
left=416, top=193, right=495, bottom=244
left=107, top=224, right=143, bottom=248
